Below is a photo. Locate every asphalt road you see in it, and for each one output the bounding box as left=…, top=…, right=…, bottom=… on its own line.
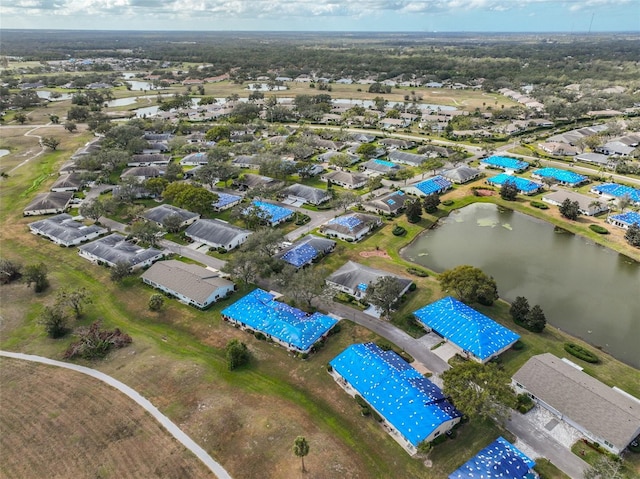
left=0, top=350, right=232, bottom=479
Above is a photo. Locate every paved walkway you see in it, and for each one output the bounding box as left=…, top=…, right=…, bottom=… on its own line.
left=0, top=350, right=232, bottom=479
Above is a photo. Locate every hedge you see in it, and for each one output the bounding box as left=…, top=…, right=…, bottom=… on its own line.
left=407, top=267, right=429, bottom=277
left=589, top=224, right=609, bottom=234
left=530, top=201, right=549, bottom=209
left=392, top=226, right=407, bottom=236
left=564, top=342, right=599, bottom=363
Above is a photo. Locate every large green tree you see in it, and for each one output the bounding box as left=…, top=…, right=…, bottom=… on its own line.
left=624, top=223, right=640, bottom=247
left=23, top=262, right=49, bottom=293
left=499, top=180, right=518, bottom=201
left=439, top=265, right=498, bottom=305
left=55, top=287, right=92, bottom=319
left=225, top=339, right=250, bottom=370
left=442, top=360, right=517, bottom=424
left=39, top=305, right=69, bottom=339
left=405, top=199, right=422, bottom=223
left=364, top=276, right=406, bottom=320
left=559, top=198, right=580, bottom=220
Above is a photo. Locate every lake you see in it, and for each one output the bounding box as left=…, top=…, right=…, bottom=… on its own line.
left=401, top=203, right=640, bottom=368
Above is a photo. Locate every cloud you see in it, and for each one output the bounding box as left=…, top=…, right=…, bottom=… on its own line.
left=1, top=0, right=633, bottom=21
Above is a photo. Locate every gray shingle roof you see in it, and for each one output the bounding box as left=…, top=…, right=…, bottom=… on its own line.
left=29, top=214, right=107, bottom=244
left=327, top=260, right=412, bottom=293
left=364, top=191, right=410, bottom=213
left=283, top=184, right=331, bottom=204
left=141, top=204, right=200, bottom=225
left=141, top=260, right=234, bottom=305
left=513, top=353, right=640, bottom=451
left=24, top=191, right=74, bottom=214
left=441, top=166, right=481, bottom=184
left=50, top=173, right=84, bottom=191
left=388, top=150, right=426, bottom=166
left=79, top=233, right=163, bottom=267
left=185, top=219, right=251, bottom=246
left=322, top=170, right=367, bottom=186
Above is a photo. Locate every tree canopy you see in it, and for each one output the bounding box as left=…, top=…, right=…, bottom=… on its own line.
left=439, top=265, right=498, bottom=305
left=364, top=276, right=406, bottom=320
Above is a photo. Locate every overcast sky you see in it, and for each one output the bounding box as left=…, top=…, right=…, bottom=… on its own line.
left=2, top=0, right=638, bottom=32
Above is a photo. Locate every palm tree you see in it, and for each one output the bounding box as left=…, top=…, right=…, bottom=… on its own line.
left=293, top=436, right=309, bottom=473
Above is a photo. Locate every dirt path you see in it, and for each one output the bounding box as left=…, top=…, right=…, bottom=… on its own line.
left=6, top=123, right=49, bottom=174
left=0, top=350, right=233, bottom=479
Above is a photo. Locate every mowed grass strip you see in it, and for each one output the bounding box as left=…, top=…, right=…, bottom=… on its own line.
left=0, top=357, right=213, bottom=479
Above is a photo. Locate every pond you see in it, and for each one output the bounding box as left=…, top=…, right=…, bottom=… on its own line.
left=401, top=203, right=640, bottom=368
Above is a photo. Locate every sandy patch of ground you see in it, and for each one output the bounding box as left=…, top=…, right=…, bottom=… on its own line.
left=359, top=249, right=391, bottom=259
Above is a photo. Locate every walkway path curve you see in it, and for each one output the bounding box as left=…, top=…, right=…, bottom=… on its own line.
left=0, top=350, right=232, bottom=479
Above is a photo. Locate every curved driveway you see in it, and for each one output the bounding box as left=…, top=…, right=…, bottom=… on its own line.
left=0, top=350, right=232, bottom=479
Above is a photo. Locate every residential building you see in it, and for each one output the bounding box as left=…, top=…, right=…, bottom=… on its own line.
left=575, top=153, right=613, bottom=168
left=221, top=288, right=339, bottom=354
left=120, top=166, right=165, bottom=182
left=320, top=213, right=381, bottom=242
left=245, top=200, right=294, bottom=226
left=50, top=173, right=84, bottom=192
left=179, top=152, right=209, bottom=166
left=78, top=233, right=164, bottom=269
left=448, top=437, right=537, bottom=479
left=441, top=166, right=481, bottom=184
left=321, top=170, right=368, bottom=189
left=403, top=176, right=452, bottom=197
left=329, top=343, right=461, bottom=455
left=542, top=191, right=608, bottom=216
left=387, top=150, right=426, bottom=167
left=591, top=183, right=640, bottom=205
left=185, top=219, right=251, bottom=250
left=531, top=168, right=587, bottom=187
left=212, top=192, right=243, bottom=212
left=363, top=190, right=410, bottom=216
left=326, top=261, right=413, bottom=300
left=513, top=353, right=640, bottom=455
left=141, top=260, right=234, bottom=309
left=29, top=213, right=107, bottom=247
left=23, top=192, right=74, bottom=216
left=141, top=204, right=200, bottom=229
left=414, top=297, right=520, bottom=363
left=486, top=174, right=543, bottom=195
left=480, top=156, right=529, bottom=173
left=127, top=154, right=171, bottom=167
left=282, top=184, right=332, bottom=205
left=275, top=235, right=336, bottom=268
left=608, top=212, right=640, bottom=230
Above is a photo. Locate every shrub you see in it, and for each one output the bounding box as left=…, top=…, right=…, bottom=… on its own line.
left=442, top=199, right=454, bottom=206
left=512, top=340, right=525, bottom=351
left=431, top=435, right=447, bottom=446
left=63, top=321, right=132, bottom=359
left=392, top=226, right=407, bottom=236
left=564, top=342, right=599, bottom=363
left=407, top=267, right=428, bottom=277
left=326, top=364, right=333, bottom=373
left=254, top=331, right=267, bottom=341
left=355, top=395, right=368, bottom=408
left=589, top=224, right=609, bottom=235
left=225, top=338, right=250, bottom=370
left=516, top=393, right=534, bottom=413
left=361, top=406, right=371, bottom=416
left=408, top=283, right=417, bottom=292
left=530, top=201, right=549, bottom=209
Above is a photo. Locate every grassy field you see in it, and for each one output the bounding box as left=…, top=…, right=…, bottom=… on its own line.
left=0, top=358, right=212, bottom=479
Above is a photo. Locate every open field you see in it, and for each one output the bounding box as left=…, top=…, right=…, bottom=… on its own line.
left=0, top=357, right=212, bottom=479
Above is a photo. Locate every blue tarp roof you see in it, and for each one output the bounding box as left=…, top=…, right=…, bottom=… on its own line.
left=375, top=159, right=398, bottom=168
left=248, top=200, right=294, bottom=224
left=280, top=243, right=319, bottom=268
left=328, top=214, right=363, bottom=232
left=532, top=167, right=586, bottom=185
left=212, top=192, right=242, bottom=209
left=592, top=183, right=640, bottom=203
left=610, top=211, right=640, bottom=227
left=482, top=156, right=529, bottom=170
left=448, top=436, right=536, bottom=479
left=487, top=174, right=542, bottom=193
left=413, top=297, right=520, bottom=361
left=221, top=289, right=338, bottom=352
left=330, top=343, right=461, bottom=447
left=412, top=176, right=452, bottom=195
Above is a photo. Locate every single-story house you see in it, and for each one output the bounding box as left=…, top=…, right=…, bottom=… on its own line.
left=232, top=155, right=260, bottom=169
left=128, top=154, right=171, bottom=167
left=513, top=353, right=640, bottom=455
left=185, top=219, right=251, bottom=250
left=403, top=176, right=452, bottom=197
left=414, top=296, right=520, bottom=363
left=379, top=138, right=414, bottom=149
left=596, top=141, right=636, bottom=157
left=275, top=235, right=336, bottom=268
left=448, top=437, right=536, bottom=479
left=379, top=118, right=411, bottom=130
left=180, top=152, right=209, bottom=166
left=282, top=184, right=332, bottom=205
left=363, top=190, right=410, bottom=216
left=387, top=150, right=427, bottom=167
left=28, top=213, right=107, bottom=247
left=141, top=260, right=235, bottom=309
left=441, top=166, right=481, bottom=184
left=326, top=261, right=413, bottom=301
left=23, top=191, right=74, bottom=216
left=351, top=133, right=376, bottom=143
left=360, top=159, right=401, bottom=176
left=221, top=288, right=339, bottom=354
left=235, top=173, right=280, bottom=191
left=607, top=211, right=640, bottom=230
left=480, top=156, right=529, bottom=173
left=212, top=192, right=243, bottom=212
left=591, top=183, right=640, bottom=205
left=244, top=200, right=294, bottom=226
left=575, top=152, right=613, bottom=168
left=531, top=168, right=587, bottom=187
left=50, top=173, right=84, bottom=192
left=317, top=151, right=360, bottom=165
left=321, top=170, right=368, bottom=189
left=120, top=166, right=165, bottom=182
left=543, top=191, right=608, bottom=216
left=329, top=343, right=461, bottom=455
left=141, top=204, right=200, bottom=229
left=486, top=174, right=543, bottom=195
left=321, top=213, right=381, bottom=242
left=538, top=141, right=579, bottom=157
left=78, top=233, right=164, bottom=269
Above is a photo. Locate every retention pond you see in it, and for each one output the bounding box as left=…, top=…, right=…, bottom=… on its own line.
left=401, top=203, right=640, bottom=368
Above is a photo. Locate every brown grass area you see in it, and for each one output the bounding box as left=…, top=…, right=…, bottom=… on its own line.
left=0, top=357, right=213, bottom=479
